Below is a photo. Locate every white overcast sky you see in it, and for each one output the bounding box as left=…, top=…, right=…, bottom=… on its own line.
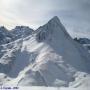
left=0, top=0, right=90, bottom=38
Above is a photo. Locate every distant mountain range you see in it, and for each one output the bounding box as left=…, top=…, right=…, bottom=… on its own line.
left=74, top=38, right=90, bottom=52
left=0, top=26, right=34, bottom=45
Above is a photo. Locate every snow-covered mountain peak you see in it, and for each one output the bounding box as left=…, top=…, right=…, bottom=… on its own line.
left=0, top=17, right=90, bottom=87
left=0, top=26, right=8, bottom=32
left=48, top=16, right=60, bottom=24
left=0, top=26, right=13, bottom=44
left=36, top=16, right=70, bottom=42
left=11, top=26, right=34, bottom=39
left=13, top=26, right=32, bottom=31
left=12, top=26, right=33, bottom=33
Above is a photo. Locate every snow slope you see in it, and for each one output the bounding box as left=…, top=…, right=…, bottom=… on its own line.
left=0, top=16, right=90, bottom=88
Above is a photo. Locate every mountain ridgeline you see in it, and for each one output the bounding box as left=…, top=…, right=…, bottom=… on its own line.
left=0, top=26, right=34, bottom=45
left=0, top=16, right=90, bottom=87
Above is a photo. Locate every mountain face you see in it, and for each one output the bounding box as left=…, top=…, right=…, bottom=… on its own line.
left=0, top=26, right=34, bottom=45
left=74, top=38, right=90, bottom=53
left=0, top=26, right=13, bottom=44
left=0, top=16, right=90, bottom=87
left=11, top=26, right=34, bottom=40
left=74, top=38, right=90, bottom=44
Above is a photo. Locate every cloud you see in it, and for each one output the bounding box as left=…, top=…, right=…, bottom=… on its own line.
left=0, top=0, right=55, bottom=29
left=0, top=0, right=90, bottom=38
